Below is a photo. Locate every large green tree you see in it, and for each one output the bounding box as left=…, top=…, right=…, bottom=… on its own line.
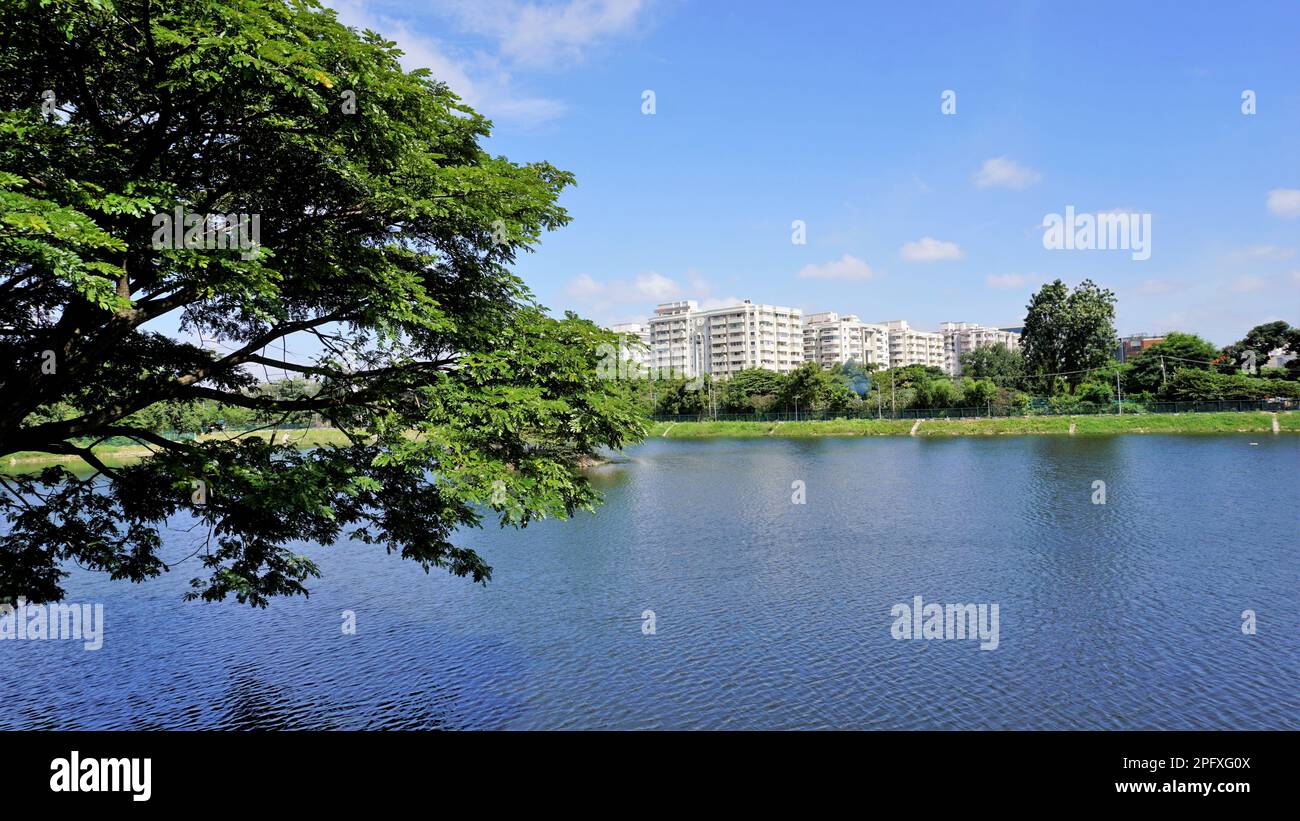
left=1125, top=332, right=1218, bottom=393
left=1019, top=279, right=1118, bottom=393
left=779, top=362, right=846, bottom=414
left=0, top=0, right=645, bottom=605
left=957, top=342, right=1024, bottom=386
left=1220, top=321, right=1298, bottom=378
left=721, top=368, right=785, bottom=413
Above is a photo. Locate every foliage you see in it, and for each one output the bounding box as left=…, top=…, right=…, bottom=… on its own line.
left=721, top=368, right=785, bottom=413
left=0, top=0, right=645, bottom=605
left=1020, top=279, right=1118, bottom=393
left=1159, top=369, right=1300, bottom=401
left=1219, top=321, right=1299, bottom=379
left=779, top=362, right=837, bottom=414
left=958, top=343, right=1024, bottom=387
left=1125, top=332, right=1217, bottom=393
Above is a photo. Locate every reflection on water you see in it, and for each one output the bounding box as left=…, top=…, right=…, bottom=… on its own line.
left=2, top=435, right=1297, bottom=729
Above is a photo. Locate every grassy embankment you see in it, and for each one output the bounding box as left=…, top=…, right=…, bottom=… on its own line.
left=650, top=411, right=1298, bottom=439
left=3, top=427, right=354, bottom=472
left=5, top=412, right=1294, bottom=473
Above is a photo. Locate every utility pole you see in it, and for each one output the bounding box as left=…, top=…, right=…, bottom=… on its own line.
left=1116, top=370, right=1123, bottom=415
left=891, top=374, right=896, bottom=418
left=1160, top=355, right=1167, bottom=386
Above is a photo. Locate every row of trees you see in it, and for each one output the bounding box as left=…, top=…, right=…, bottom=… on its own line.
left=31, top=379, right=324, bottom=438
left=634, top=361, right=1012, bottom=417
left=634, top=280, right=1299, bottom=417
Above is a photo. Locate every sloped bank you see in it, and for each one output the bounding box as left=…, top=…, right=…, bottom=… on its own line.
left=648, top=411, right=1298, bottom=439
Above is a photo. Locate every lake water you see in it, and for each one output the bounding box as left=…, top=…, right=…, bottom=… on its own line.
left=2, top=435, right=1297, bottom=729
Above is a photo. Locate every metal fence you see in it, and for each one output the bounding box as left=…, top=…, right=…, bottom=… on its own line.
left=649, top=398, right=1300, bottom=424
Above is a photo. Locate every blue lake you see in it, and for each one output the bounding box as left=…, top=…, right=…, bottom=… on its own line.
left=3, top=434, right=1297, bottom=729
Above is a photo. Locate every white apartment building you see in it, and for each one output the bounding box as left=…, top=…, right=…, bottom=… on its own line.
left=878, top=320, right=946, bottom=371
left=608, top=322, right=653, bottom=373
left=802, top=312, right=889, bottom=369
left=645, top=299, right=803, bottom=379
left=646, top=300, right=703, bottom=378
left=703, top=300, right=803, bottom=378
left=940, top=322, right=1021, bottom=376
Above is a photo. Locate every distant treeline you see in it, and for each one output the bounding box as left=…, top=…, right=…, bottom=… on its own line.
left=625, top=317, right=1300, bottom=418
left=24, top=378, right=322, bottom=436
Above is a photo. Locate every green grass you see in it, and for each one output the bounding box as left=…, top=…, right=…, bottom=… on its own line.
left=650, top=419, right=917, bottom=438
left=651, top=420, right=773, bottom=438
left=7, top=412, right=1294, bottom=473
left=648, top=411, right=1296, bottom=439
left=1071, top=411, right=1284, bottom=434
left=913, top=416, right=1069, bottom=436
left=3, top=426, right=358, bottom=473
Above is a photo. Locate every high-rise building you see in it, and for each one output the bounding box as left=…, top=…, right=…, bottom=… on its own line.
left=645, top=299, right=804, bottom=379
left=878, top=320, right=946, bottom=370
left=802, top=312, right=889, bottom=368
left=608, top=322, right=653, bottom=374
left=702, top=300, right=803, bottom=377
left=940, top=322, right=1022, bottom=375
left=646, top=300, right=703, bottom=378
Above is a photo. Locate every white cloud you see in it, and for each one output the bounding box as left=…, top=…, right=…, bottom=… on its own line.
left=565, top=272, right=605, bottom=298
left=1227, top=275, right=1267, bottom=293
left=985, top=273, right=1026, bottom=289
left=1239, top=244, right=1296, bottom=260
left=632, top=270, right=681, bottom=300
left=1137, top=279, right=1177, bottom=295
left=899, top=236, right=962, bottom=262
left=697, top=296, right=746, bottom=311
left=437, top=0, right=647, bottom=68
left=796, top=254, right=877, bottom=280
left=1266, top=188, right=1300, bottom=218
left=973, top=157, right=1042, bottom=190
left=563, top=268, right=742, bottom=320
left=327, top=1, right=648, bottom=127
left=566, top=270, right=683, bottom=303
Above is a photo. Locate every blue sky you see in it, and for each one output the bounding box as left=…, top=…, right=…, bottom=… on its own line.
left=328, top=0, right=1300, bottom=346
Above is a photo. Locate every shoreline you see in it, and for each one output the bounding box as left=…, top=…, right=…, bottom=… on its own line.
left=5, top=412, right=1293, bottom=473
left=648, top=411, right=1297, bottom=439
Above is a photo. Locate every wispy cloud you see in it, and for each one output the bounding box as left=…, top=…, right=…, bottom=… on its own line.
left=567, top=270, right=682, bottom=303
left=1236, top=244, right=1296, bottom=261
left=436, top=0, right=647, bottom=68
left=328, top=0, right=650, bottom=127
left=565, top=268, right=736, bottom=319
left=973, top=157, right=1042, bottom=190
left=1136, top=279, right=1178, bottom=295
left=796, top=254, right=877, bottom=280
left=985, top=273, right=1028, bottom=289
left=1266, top=188, right=1300, bottom=218
left=900, top=237, right=962, bottom=262
left=1227, top=275, right=1268, bottom=293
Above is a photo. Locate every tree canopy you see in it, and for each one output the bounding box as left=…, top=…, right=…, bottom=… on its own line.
left=1125, top=332, right=1218, bottom=394
left=1220, top=321, right=1300, bottom=378
left=0, top=0, right=645, bottom=605
left=958, top=342, right=1024, bottom=386
left=1019, top=279, right=1117, bottom=392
